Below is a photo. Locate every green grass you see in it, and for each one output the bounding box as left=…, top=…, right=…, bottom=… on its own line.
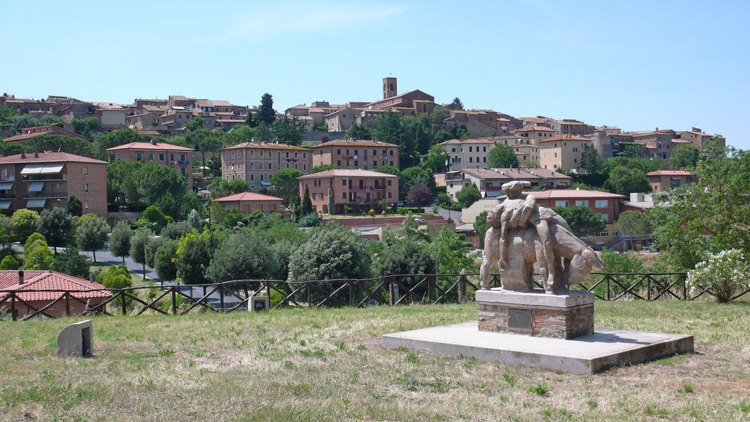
left=0, top=300, right=749, bottom=421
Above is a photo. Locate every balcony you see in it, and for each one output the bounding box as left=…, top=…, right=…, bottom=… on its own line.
left=25, top=190, right=68, bottom=199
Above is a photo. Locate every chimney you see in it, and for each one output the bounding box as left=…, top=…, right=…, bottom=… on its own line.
left=90, top=273, right=95, bottom=283
left=18, top=270, right=24, bottom=285
left=34, top=152, right=39, bottom=158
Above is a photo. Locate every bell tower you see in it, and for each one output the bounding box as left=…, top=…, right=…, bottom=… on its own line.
left=383, top=77, right=397, bottom=99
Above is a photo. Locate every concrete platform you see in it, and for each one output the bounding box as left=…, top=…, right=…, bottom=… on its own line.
left=383, top=322, right=693, bottom=374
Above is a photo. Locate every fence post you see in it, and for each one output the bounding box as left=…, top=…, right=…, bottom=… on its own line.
left=389, top=278, right=395, bottom=306
left=219, top=285, right=225, bottom=312
left=10, top=293, right=16, bottom=321
left=607, top=278, right=611, bottom=301
left=307, top=283, right=312, bottom=307
left=266, top=282, right=271, bottom=302
left=459, top=269, right=467, bottom=304
left=683, top=274, right=687, bottom=300
left=171, top=287, right=177, bottom=315
left=428, top=276, right=434, bottom=304
left=348, top=281, right=353, bottom=307
left=121, top=291, right=127, bottom=315
left=65, top=292, right=70, bottom=317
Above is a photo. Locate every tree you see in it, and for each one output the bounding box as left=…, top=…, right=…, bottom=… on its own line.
left=270, top=169, right=303, bottom=204
left=455, top=184, right=481, bottom=208
left=208, top=178, right=232, bottom=199
left=11, top=209, right=39, bottom=243
left=175, top=230, right=215, bottom=285
left=434, top=129, right=452, bottom=143
left=205, top=230, right=274, bottom=284
left=614, top=210, right=651, bottom=251
left=372, top=227, right=435, bottom=293
left=0, top=105, right=18, bottom=131
left=375, top=111, right=407, bottom=166
left=91, top=129, right=150, bottom=160
left=109, top=221, right=132, bottom=264
left=4, top=142, right=23, bottom=156
left=300, top=184, right=313, bottom=216
left=136, top=163, right=188, bottom=205
left=227, top=179, right=250, bottom=194
left=244, top=109, right=256, bottom=128
left=67, top=195, right=83, bottom=217
left=310, top=164, right=340, bottom=174
left=22, top=134, right=91, bottom=156
left=605, top=166, right=651, bottom=196
left=254, top=122, right=274, bottom=143
left=475, top=211, right=490, bottom=245
left=154, top=240, right=179, bottom=282
left=256, top=93, right=276, bottom=125
left=184, top=116, right=205, bottom=132
left=423, top=145, right=449, bottom=173
left=71, top=117, right=102, bottom=138
left=287, top=222, right=370, bottom=282
left=36, top=208, right=73, bottom=253
left=75, top=215, right=109, bottom=262
left=669, top=145, right=701, bottom=170
left=54, top=246, right=90, bottom=279
left=327, top=184, right=335, bottom=215
left=0, top=255, right=19, bottom=270
left=273, top=115, right=306, bottom=146
left=435, top=226, right=478, bottom=276
left=581, top=144, right=602, bottom=173
left=346, top=123, right=372, bottom=140
left=129, top=228, right=153, bottom=279
left=107, top=160, right=143, bottom=206
left=23, top=238, right=55, bottom=270
left=552, top=206, right=607, bottom=238
left=487, top=143, right=520, bottom=168
left=406, top=185, right=432, bottom=212
left=451, top=97, right=464, bottom=111
left=187, top=210, right=203, bottom=232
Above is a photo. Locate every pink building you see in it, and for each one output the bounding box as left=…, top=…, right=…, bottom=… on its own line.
left=107, top=141, right=194, bottom=189
left=298, top=169, right=399, bottom=214
left=214, top=192, right=283, bottom=215
left=528, top=189, right=625, bottom=224
left=646, top=170, right=695, bottom=192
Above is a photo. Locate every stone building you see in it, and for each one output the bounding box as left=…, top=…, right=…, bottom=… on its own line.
left=220, top=143, right=312, bottom=190
left=539, top=135, right=592, bottom=172
left=0, top=151, right=107, bottom=215
left=298, top=169, right=399, bottom=214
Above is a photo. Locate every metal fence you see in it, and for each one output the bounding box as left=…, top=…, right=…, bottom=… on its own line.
left=2, top=272, right=748, bottom=321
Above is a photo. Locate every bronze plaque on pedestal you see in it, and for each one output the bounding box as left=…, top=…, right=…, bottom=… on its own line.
left=508, top=308, right=532, bottom=332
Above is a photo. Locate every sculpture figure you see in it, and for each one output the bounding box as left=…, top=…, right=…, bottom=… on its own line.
left=480, top=181, right=606, bottom=294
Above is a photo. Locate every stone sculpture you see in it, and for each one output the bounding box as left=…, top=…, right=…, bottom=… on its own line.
left=480, top=181, right=606, bottom=294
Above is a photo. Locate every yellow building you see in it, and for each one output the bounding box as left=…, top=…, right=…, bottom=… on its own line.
left=539, top=135, right=592, bottom=172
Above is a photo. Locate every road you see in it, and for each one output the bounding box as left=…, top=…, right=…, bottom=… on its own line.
left=433, top=206, right=463, bottom=224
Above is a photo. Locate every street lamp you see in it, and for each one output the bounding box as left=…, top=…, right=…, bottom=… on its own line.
left=415, top=218, right=439, bottom=280
left=409, top=154, right=415, bottom=167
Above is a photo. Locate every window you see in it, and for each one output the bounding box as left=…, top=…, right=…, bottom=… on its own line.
left=342, top=193, right=346, bottom=199
left=555, top=200, right=569, bottom=207
left=85, top=201, right=89, bottom=209
left=249, top=151, right=254, bottom=158
left=251, top=163, right=254, bottom=170
left=149, top=153, right=154, bottom=161
left=117, top=154, right=120, bottom=161
left=269, top=163, right=273, bottom=170
left=337, top=149, right=341, bottom=155
left=180, top=167, right=186, bottom=176
left=469, top=157, right=473, bottom=163
left=303, top=164, right=307, bottom=171
left=84, top=184, right=89, bottom=193
left=600, top=214, right=609, bottom=222
left=388, top=192, right=392, bottom=198
left=170, top=154, right=174, bottom=161
left=337, top=160, right=341, bottom=166
left=342, top=179, right=346, bottom=186
left=295, top=152, right=298, bottom=159
left=260, top=151, right=264, bottom=158
left=483, top=147, right=487, bottom=152
left=387, top=180, right=392, bottom=186
left=595, top=200, right=607, bottom=208
left=260, top=163, right=263, bottom=170
left=573, top=148, right=578, bottom=152
left=390, top=161, right=394, bottom=166
left=354, top=161, right=358, bottom=166
left=251, top=175, right=254, bottom=181
left=286, top=152, right=289, bottom=158
left=231, top=151, right=235, bottom=158
left=390, top=150, right=393, bottom=156
left=136, top=153, right=142, bottom=161
left=575, top=200, right=587, bottom=206
left=469, top=147, right=473, bottom=152
left=372, top=161, right=377, bottom=168
left=159, top=154, right=165, bottom=161
left=81, top=166, right=88, bottom=175
left=260, top=175, right=264, bottom=181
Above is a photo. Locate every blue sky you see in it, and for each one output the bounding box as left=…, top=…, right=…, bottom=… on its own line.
left=2, top=0, right=748, bottom=148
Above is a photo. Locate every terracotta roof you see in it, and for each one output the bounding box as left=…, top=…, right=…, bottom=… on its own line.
left=214, top=192, right=283, bottom=202
left=221, top=142, right=311, bottom=152
left=4, top=125, right=90, bottom=143
left=539, top=135, right=592, bottom=143
left=0, top=270, right=112, bottom=302
left=298, top=169, right=398, bottom=179
left=439, top=138, right=497, bottom=145
left=0, top=151, right=107, bottom=164
left=647, top=170, right=694, bottom=176
left=515, top=125, right=556, bottom=133
left=106, top=142, right=194, bottom=152
left=312, top=139, right=399, bottom=148
left=529, top=190, right=625, bottom=200
left=91, top=102, right=125, bottom=110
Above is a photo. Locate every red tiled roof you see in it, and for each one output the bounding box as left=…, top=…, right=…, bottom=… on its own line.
left=647, top=170, right=694, bottom=176
left=3, top=125, right=90, bottom=143
left=298, top=169, right=398, bottom=179
left=0, top=151, right=107, bottom=164
left=439, top=138, right=497, bottom=145
left=106, top=142, right=194, bottom=152
left=515, top=125, right=556, bottom=132
left=0, top=270, right=112, bottom=302
left=221, top=142, right=311, bottom=152
left=312, top=139, right=399, bottom=148
left=214, top=192, right=283, bottom=202
left=539, top=135, right=592, bottom=143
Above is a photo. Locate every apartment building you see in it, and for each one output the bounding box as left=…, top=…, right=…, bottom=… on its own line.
left=539, top=135, right=592, bottom=172
left=107, top=141, right=194, bottom=188
left=213, top=192, right=284, bottom=215
left=550, top=119, right=595, bottom=136
left=312, top=139, right=399, bottom=170
left=0, top=151, right=107, bottom=215
left=529, top=189, right=625, bottom=224
left=221, top=142, right=312, bottom=190
left=298, top=169, right=398, bottom=214
left=646, top=170, right=695, bottom=192
left=514, top=125, right=557, bottom=143
left=440, top=138, right=496, bottom=171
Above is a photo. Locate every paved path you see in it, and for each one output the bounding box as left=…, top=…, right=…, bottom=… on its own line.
left=434, top=206, right=463, bottom=224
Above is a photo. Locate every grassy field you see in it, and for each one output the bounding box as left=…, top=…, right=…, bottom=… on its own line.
left=1, top=300, right=749, bottom=421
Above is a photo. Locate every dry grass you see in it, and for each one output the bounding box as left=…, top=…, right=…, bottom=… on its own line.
left=1, top=300, right=750, bottom=421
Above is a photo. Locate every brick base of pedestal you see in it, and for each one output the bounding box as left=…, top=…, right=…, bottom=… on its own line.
left=476, top=289, right=595, bottom=339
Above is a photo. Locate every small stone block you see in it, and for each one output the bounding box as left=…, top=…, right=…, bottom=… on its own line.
left=250, top=296, right=270, bottom=312
left=57, top=319, right=93, bottom=358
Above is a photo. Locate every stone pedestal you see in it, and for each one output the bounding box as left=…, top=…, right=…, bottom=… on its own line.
left=476, top=289, right=594, bottom=339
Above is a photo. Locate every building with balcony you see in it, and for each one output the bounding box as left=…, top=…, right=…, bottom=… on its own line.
left=445, top=167, right=571, bottom=199
left=0, top=152, right=107, bottom=215
left=646, top=170, right=695, bottom=192
left=107, top=141, right=194, bottom=189
left=220, top=142, right=312, bottom=191
left=213, top=192, right=284, bottom=215
left=311, top=139, right=399, bottom=171
left=298, top=169, right=399, bottom=214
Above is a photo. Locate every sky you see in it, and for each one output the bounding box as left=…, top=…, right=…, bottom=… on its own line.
left=2, top=0, right=749, bottom=148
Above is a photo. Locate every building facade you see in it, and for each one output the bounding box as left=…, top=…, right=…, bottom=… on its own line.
left=214, top=192, right=284, bottom=215
left=646, top=170, right=695, bottom=192
left=107, top=141, right=194, bottom=188
left=445, top=167, right=572, bottom=199
left=0, top=152, right=107, bottom=215
left=220, top=143, right=312, bottom=190
left=298, top=169, right=399, bottom=214
left=312, top=139, right=399, bottom=170
left=539, top=135, right=592, bottom=172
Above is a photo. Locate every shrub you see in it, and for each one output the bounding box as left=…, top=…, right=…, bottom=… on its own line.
left=0, top=255, right=19, bottom=270
left=368, top=209, right=375, bottom=217
left=687, top=249, right=750, bottom=303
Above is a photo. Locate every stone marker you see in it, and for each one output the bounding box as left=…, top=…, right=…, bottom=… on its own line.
left=250, top=296, right=270, bottom=312
left=57, top=319, right=93, bottom=358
